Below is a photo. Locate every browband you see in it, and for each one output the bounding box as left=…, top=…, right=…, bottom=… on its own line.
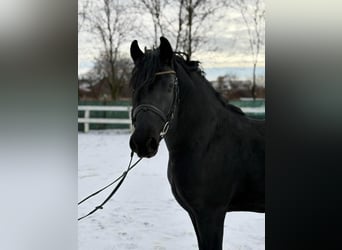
left=155, top=70, right=176, bottom=76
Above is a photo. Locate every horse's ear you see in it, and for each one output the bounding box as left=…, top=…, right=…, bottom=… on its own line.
left=159, top=37, right=173, bottom=65
left=130, top=40, right=144, bottom=64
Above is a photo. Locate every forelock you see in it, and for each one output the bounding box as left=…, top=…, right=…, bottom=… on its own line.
left=130, top=49, right=161, bottom=90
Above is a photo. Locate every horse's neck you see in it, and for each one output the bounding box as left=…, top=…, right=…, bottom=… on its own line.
left=165, top=73, right=230, bottom=152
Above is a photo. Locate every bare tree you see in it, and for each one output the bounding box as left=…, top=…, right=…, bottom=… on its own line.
left=88, top=0, right=135, bottom=99
left=90, top=53, right=133, bottom=98
left=232, top=0, right=265, bottom=100
left=134, top=0, right=167, bottom=47
left=78, top=0, right=90, bottom=33
left=131, top=0, right=228, bottom=60
left=169, top=0, right=226, bottom=60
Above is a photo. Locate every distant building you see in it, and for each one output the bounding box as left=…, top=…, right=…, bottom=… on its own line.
left=210, top=76, right=265, bottom=100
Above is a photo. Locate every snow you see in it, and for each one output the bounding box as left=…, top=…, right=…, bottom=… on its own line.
left=78, top=131, right=265, bottom=250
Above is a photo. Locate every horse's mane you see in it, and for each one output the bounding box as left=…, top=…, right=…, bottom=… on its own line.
left=173, top=53, right=245, bottom=116
left=130, top=49, right=245, bottom=116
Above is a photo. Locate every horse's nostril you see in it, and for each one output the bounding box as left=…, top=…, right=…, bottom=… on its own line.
left=146, top=137, right=158, bottom=152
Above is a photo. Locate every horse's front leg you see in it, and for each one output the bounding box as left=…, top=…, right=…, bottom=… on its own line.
left=193, top=209, right=226, bottom=250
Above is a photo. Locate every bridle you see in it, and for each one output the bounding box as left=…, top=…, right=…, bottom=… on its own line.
left=131, top=70, right=179, bottom=139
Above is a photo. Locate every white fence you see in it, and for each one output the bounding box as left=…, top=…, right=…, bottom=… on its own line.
left=78, top=105, right=265, bottom=133
left=78, top=106, right=132, bottom=132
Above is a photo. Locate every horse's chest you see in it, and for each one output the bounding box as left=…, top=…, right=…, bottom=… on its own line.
left=167, top=157, right=231, bottom=209
left=167, top=160, right=199, bottom=189
left=167, top=162, right=202, bottom=209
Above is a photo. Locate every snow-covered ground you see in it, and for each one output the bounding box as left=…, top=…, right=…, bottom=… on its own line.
left=78, top=131, right=265, bottom=250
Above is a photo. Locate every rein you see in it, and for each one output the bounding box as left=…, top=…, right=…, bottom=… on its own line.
left=78, top=152, right=142, bottom=221
left=78, top=70, right=178, bottom=221
left=132, top=70, right=179, bottom=140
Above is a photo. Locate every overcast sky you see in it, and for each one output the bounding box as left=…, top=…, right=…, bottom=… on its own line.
left=78, top=0, right=265, bottom=76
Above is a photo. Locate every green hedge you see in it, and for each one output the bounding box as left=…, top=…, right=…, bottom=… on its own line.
left=230, top=99, right=265, bottom=108
left=244, top=112, right=265, bottom=120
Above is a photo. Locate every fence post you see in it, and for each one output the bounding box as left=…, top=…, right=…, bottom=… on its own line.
left=84, top=110, right=90, bottom=133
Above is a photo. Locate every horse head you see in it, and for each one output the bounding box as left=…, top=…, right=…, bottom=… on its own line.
left=129, top=37, right=178, bottom=158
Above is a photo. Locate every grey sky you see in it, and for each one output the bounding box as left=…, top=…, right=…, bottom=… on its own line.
left=78, top=0, right=265, bottom=75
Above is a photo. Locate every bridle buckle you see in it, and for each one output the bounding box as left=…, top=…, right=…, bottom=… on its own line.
left=160, top=122, right=169, bottom=138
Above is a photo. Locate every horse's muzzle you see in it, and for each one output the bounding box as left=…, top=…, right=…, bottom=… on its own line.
left=129, top=133, right=159, bottom=158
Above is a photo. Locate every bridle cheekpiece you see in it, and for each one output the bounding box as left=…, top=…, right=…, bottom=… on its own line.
left=131, top=70, right=179, bottom=140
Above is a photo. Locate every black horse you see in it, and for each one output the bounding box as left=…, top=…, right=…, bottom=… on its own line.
left=129, top=37, right=265, bottom=250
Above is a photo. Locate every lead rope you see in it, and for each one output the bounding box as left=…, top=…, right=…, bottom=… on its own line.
left=78, top=151, right=142, bottom=221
